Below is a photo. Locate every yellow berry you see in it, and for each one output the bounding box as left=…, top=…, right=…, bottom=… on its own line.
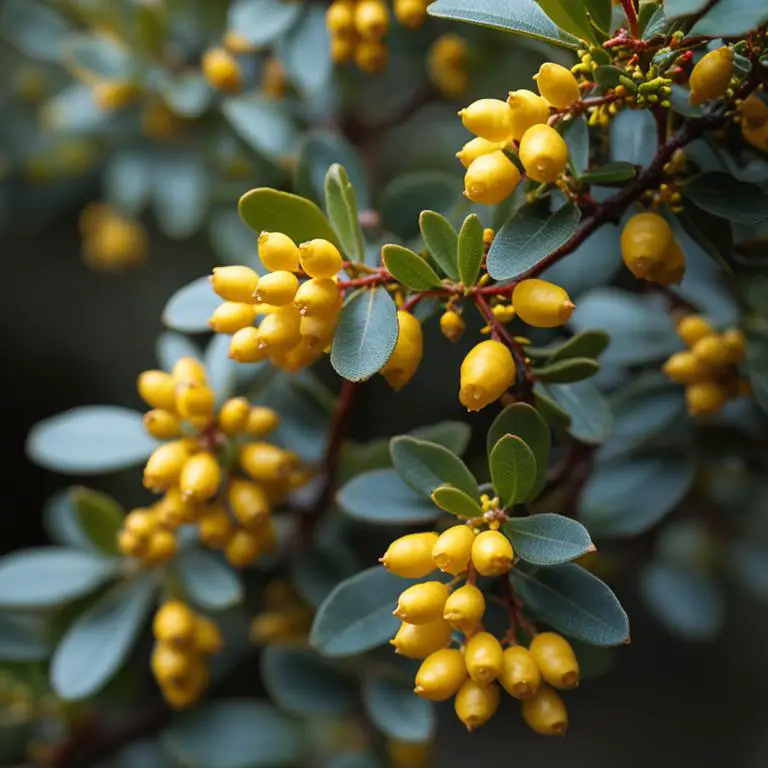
left=521, top=684, right=568, bottom=736
left=394, top=581, right=451, bottom=624
left=198, top=504, right=234, bottom=549
left=355, top=41, right=388, bottom=73
left=143, top=409, right=182, bottom=440
left=138, top=370, right=177, bottom=411
left=258, top=232, right=300, bottom=272
left=143, top=440, right=194, bottom=492
left=223, top=30, right=256, bottom=55
left=239, top=442, right=297, bottom=483
left=294, top=278, right=341, bottom=316
left=464, top=150, right=521, bottom=205
left=500, top=645, right=541, bottom=699
left=662, top=352, right=713, bottom=384
left=326, top=0, right=355, bottom=37
left=459, top=99, right=514, bottom=143
left=440, top=310, right=465, bottom=342
left=534, top=62, right=580, bottom=109
left=387, top=741, right=431, bottom=768
left=209, top=301, right=257, bottom=334
left=218, top=397, right=251, bottom=435
left=621, top=211, right=674, bottom=279
left=380, top=311, right=423, bottom=390
left=454, top=679, right=500, bottom=731
left=740, top=95, right=768, bottom=130
left=529, top=632, right=580, bottom=690
left=124, top=507, right=157, bottom=538
left=518, top=124, right=569, bottom=184
left=118, top=529, right=146, bottom=558
left=225, top=528, right=262, bottom=567
left=655, top=238, right=686, bottom=287
left=299, top=240, right=343, bottom=279
left=686, top=381, right=729, bottom=416
left=195, top=616, right=224, bottom=655
left=355, top=0, right=389, bottom=40
left=172, top=357, right=207, bottom=386
left=145, top=529, right=177, bottom=563
left=721, top=329, right=746, bottom=363
left=179, top=452, right=221, bottom=503
left=414, top=648, right=468, bottom=701
left=202, top=47, right=242, bottom=92
left=229, top=327, right=270, bottom=363
left=155, top=488, right=198, bottom=528
left=161, top=657, right=209, bottom=709
left=153, top=601, right=196, bottom=646
left=689, top=47, right=733, bottom=106
left=261, top=56, right=287, bottom=98
left=330, top=36, right=355, bottom=64
left=677, top=315, right=714, bottom=347
left=512, top=279, right=575, bottom=328
left=256, top=305, right=302, bottom=352
left=210, top=266, right=259, bottom=303
left=506, top=89, right=550, bottom=140
left=176, top=383, right=216, bottom=423
left=393, top=0, right=427, bottom=28
left=299, top=307, right=339, bottom=350
left=432, top=525, right=476, bottom=575
left=253, top=270, right=299, bottom=306
left=464, top=632, right=504, bottom=685
left=245, top=406, right=280, bottom=437
left=380, top=532, right=439, bottom=578
left=691, top=335, right=734, bottom=368
left=151, top=642, right=193, bottom=684
left=228, top=478, right=271, bottom=528
left=92, top=80, right=139, bottom=111
left=390, top=618, right=452, bottom=659
left=471, top=530, right=514, bottom=576
left=442, top=583, right=485, bottom=632
left=456, top=137, right=502, bottom=169
left=459, top=340, right=516, bottom=411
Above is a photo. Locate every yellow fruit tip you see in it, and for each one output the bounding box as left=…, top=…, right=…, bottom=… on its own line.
left=413, top=685, right=424, bottom=695
left=563, top=300, right=576, bottom=310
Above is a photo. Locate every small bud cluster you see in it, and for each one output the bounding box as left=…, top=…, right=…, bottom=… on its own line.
left=621, top=211, right=685, bottom=286
left=210, top=233, right=343, bottom=372
left=663, top=315, right=749, bottom=416
left=427, top=34, right=469, bottom=98
left=151, top=600, right=223, bottom=709
left=78, top=202, right=148, bottom=272
left=326, top=0, right=392, bottom=73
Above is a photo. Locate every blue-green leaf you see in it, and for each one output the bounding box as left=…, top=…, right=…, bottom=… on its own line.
left=152, top=153, right=209, bottom=239
left=176, top=549, right=244, bottom=610
left=71, top=487, right=124, bottom=557
left=682, top=173, right=768, bottom=225
left=291, top=543, right=360, bottom=609
left=105, top=151, right=151, bottom=216
left=0, top=0, right=72, bottom=62
left=331, top=287, right=399, bottom=381
left=66, top=34, right=137, bottom=79
left=536, top=0, right=595, bottom=42
left=689, top=0, right=768, bottom=36
left=325, top=163, right=364, bottom=261
left=431, top=484, right=483, bottom=518
left=162, top=276, right=220, bottom=333
left=409, top=421, right=471, bottom=456
left=509, top=563, right=629, bottom=646
left=503, top=514, right=594, bottom=566
left=363, top=676, right=436, bottom=743
left=664, top=0, right=708, bottom=19
left=0, top=613, right=52, bottom=661
left=382, top=245, right=443, bottom=290
left=566, top=117, right=590, bottom=177
left=489, top=435, right=537, bottom=508
left=419, top=210, right=459, bottom=280
left=26, top=407, right=158, bottom=474
left=277, top=6, right=332, bottom=95
left=549, top=330, right=611, bottom=363
left=458, top=214, right=484, bottom=287
left=222, top=96, right=298, bottom=161
left=580, top=162, right=637, bottom=185
left=542, top=381, right=613, bottom=445
left=533, top=357, right=600, bottom=383
left=228, top=0, right=303, bottom=45
left=160, top=71, right=212, bottom=118
left=156, top=332, right=201, bottom=373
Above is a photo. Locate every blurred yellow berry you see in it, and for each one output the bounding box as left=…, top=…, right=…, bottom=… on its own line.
left=202, top=48, right=242, bottom=92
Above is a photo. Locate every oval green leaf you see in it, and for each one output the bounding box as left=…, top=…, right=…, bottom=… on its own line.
left=325, top=163, right=364, bottom=261
left=503, top=514, right=594, bottom=566
left=550, top=330, right=610, bottom=363
left=419, top=210, right=459, bottom=280
left=542, top=381, right=613, bottom=445
left=458, top=214, right=484, bottom=287
left=682, top=172, right=768, bottom=225
left=363, top=676, right=436, bottom=743
left=536, top=0, right=596, bottom=41
left=489, top=435, right=537, bottom=509
left=227, top=0, right=303, bottom=45
left=689, top=0, right=768, bottom=36
left=0, top=613, right=52, bottom=662
left=533, top=357, right=600, bottom=383
left=382, top=244, right=442, bottom=290
left=580, top=162, right=637, bottom=186
left=175, top=549, right=244, bottom=610
left=409, top=421, right=471, bottom=456
left=162, top=276, right=221, bottom=333
left=222, top=96, right=298, bottom=161
left=431, top=484, right=483, bottom=518
left=70, top=486, right=124, bottom=557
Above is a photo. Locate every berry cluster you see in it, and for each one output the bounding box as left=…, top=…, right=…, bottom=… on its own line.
left=381, top=522, right=577, bottom=735
left=426, top=34, right=469, bottom=98
left=621, top=211, right=686, bottom=286
left=248, top=578, right=314, bottom=644
left=663, top=315, right=749, bottom=416
left=151, top=601, right=223, bottom=709
left=210, top=233, right=343, bottom=372
left=78, top=202, right=148, bottom=272
left=326, top=0, right=390, bottom=73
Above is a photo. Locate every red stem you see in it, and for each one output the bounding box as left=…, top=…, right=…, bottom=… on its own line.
left=621, top=0, right=639, bottom=37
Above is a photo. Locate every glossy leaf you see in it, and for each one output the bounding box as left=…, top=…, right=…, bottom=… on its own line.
left=533, top=385, right=573, bottom=429
left=503, top=514, right=594, bottom=566
left=162, top=276, right=220, bottom=333
left=584, top=0, right=612, bottom=32
left=489, top=435, right=537, bottom=508
left=533, top=357, right=600, bottom=383
left=382, top=244, right=442, bottom=290
left=689, top=0, right=768, bottom=36
left=566, top=117, right=590, bottom=177
left=278, top=6, right=332, bottom=95
left=325, top=163, right=364, bottom=261
left=0, top=0, right=71, bottom=62
left=363, top=676, right=436, bottom=743
left=682, top=173, right=768, bottom=225
left=431, top=484, right=483, bottom=518
left=550, top=330, right=611, bottom=363
left=70, top=487, right=124, bottom=557
left=176, top=549, right=244, bottom=610
left=580, top=162, right=637, bottom=185
left=458, top=214, right=485, bottom=287
left=543, top=381, right=613, bottom=445
left=222, top=97, right=298, bottom=161
left=410, top=421, right=471, bottom=456
left=419, top=210, right=459, bottom=280
left=509, top=563, right=630, bottom=646
left=663, top=0, right=708, bottom=19
left=227, top=0, right=302, bottom=45
left=677, top=205, right=733, bottom=274
left=536, top=0, right=596, bottom=41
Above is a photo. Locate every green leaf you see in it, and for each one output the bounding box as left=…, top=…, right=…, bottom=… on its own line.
left=325, top=163, right=364, bottom=261
left=26, top=406, right=158, bottom=474
left=533, top=385, right=572, bottom=429
left=583, top=0, right=612, bottom=32
left=419, top=211, right=459, bottom=280
left=580, top=162, right=637, bottom=185
left=641, top=3, right=668, bottom=37
left=487, top=403, right=551, bottom=501
left=409, top=421, right=471, bottom=456
left=227, top=0, right=303, bottom=45
left=222, top=97, right=298, bottom=161
left=105, top=150, right=152, bottom=217
left=509, top=563, right=629, bottom=646
left=503, top=514, right=595, bottom=566
left=566, top=117, right=590, bottom=177
left=427, top=0, right=581, bottom=48
left=159, top=71, right=212, bottom=118
left=579, top=454, right=695, bottom=536
left=261, top=646, right=354, bottom=717
left=689, top=0, right=768, bottom=36
left=663, top=0, right=706, bottom=19
left=533, top=357, right=600, bottom=383
left=0, top=0, right=71, bottom=62
left=549, top=330, right=610, bottom=363
left=151, top=153, right=209, bottom=239
left=457, top=214, right=485, bottom=288
left=487, top=203, right=580, bottom=280
left=390, top=436, right=479, bottom=499
left=543, top=381, right=613, bottom=445
left=65, top=34, right=137, bottom=80
left=0, top=613, right=52, bottom=662
left=176, top=550, right=244, bottom=610
left=593, top=65, right=625, bottom=90
left=331, top=287, right=399, bottom=381
left=489, top=435, right=537, bottom=508
left=162, top=276, right=220, bottom=333
left=156, top=332, right=201, bottom=373
left=162, top=699, right=303, bottom=768
left=535, top=0, right=596, bottom=42
left=431, top=484, right=483, bottom=518
left=682, top=173, right=768, bottom=225
left=291, top=544, right=360, bottom=609
left=677, top=205, right=733, bottom=273
left=70, top=487, right=123, bottom=557
left=51, top=576, right=155, bottom=700
left=277, top=6, right=332, bottom=95
left=239, top=187, right=340, bottom=248
left=363, top=676, right=436, bottom=743
left=339, top=469, right=440, bottom=525
left=382, top=245, right=443, bottom=290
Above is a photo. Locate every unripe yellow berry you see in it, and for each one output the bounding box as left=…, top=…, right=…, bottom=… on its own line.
left=529, top=632, right=580, bottom=690
left=144, top=440, right=194, bottom=492
left=198, top=504, right=234, bottom=549
left=138, top=370, right=177, bottom=412
left=273, top=339, right=322, bottom=372
left=442, top=583, right=485, bottom=632
left=380, top=311, right=423, bottom=390
left=294, top=278, right=341, bottom=316
left=330, top=36, right=355, bottom=64
left=459, top=340, right=516, bottom=411
left=355, top=41, right=388, bottom=73
left=229, top=327, right=270, bottom=363
left=394, top=0, right=427, bottom=28
left=256, top=305, right=302, bottom=352
left=172, top=357, right=207, bottom=386
left=534, top=62, right=580, bottom=109
left=125, top=507, right=157, bottom=538
left=154, top=601, right=196, bottom=646
left=464, top=632, right=504, bottom=685
left=355, top=0, right=389, bottom=40
left=225, top=528, right=263, bottom=567
left=93, top=81, right=139, bottom=111
left=161, top=660, right=209, bottom=709
left=471, top=530, right=514, bottom=576
left=686, top=381, right=729, bottom=416
left=228, top=478, right=271, bottom=528
left=209, top=301, right=257, bottom=334
left=464, top=150, right=521, bottom=205
left=459, top=99, right=514, bottom=143
left=258, top=232, right=300, bottom=272
left=253, top=270, right=299, bottom=306
left=202, top=48, right=242, bottom=92
left=689, top=47, right=733, bottom=106
left=380, top=532, right=439, bottom=578
left=195, top=616, right=224, bottom=655
left=454, top=679, right=500, bottom=731
left=432, top=525, right=475, bottom=575
left=300, top=311, right=339, bottom=351
left=691, top=335, right=733, bottom=368
left=144, top=409, right=183, bottom=440
left=500, top=645, right=541, bottom=699
left=740, top=95, right=768, bottom=130
left=621, top=212, right=674, bottom=279
left=176, top=383, right=216, bottom=422
left=512, top=279, right=575, bottom=328
left=179, top=451, right=221, bottom=503
left=456, top=137, right=501, bottom=169
left=210, top=266, right=259, bottom=303
left=414, top=648, right=468, bottom=701
left=656, top=238, right=686, bottom=287
left=245, top=406, right=280, bottom=437
left=506, top=89, right=550, bottom=140
left=218, top=397, right=251, bottom=435
left=518, top=124, right=569, bottom=184
left=390, top=618, right=452, bottom=659
left=326, top=0, right=355, bottom=37
left=155, top=488, right=198, bottom=528
left=721, top=329, right=746, bottom=363
left=239, top=442, right=297, bottom=483
left=440, top=310, right=465, bottom=342
left=521, top=684, right=568, bottom=736
left=394, top=581, right=451, bottom=624
left=151, top=642, right=193, bottom=684
left=223, top=30, right=256, bottom=55
left=427, top=34, right=469, bottom=98
left=118, top=529, right=146, bottom=558
left=662, top=352, right=713, bottom=384
left=677, top=315, right=714, bottom=347
left=145, top=529, right=177, bottom=563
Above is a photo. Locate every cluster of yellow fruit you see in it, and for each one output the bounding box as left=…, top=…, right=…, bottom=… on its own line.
left=739, top=92, right=768, bottom=152
left=427, top=34, right=469, bottom=98
left=78, top=202, right=148, bottom=272
left=457, top=62, right=581, bottom=204
left=248, top=578, right=314, bottom=644
left=151, top=600, right=223, bottom=709
left=620, top=210, right=685, bottom=286
left=381, top=525, right=575, bottom=734
left=663, top=315, right=749, bottom=416
left=118, top=357, right=307, bottom=568
left=326, top=0, right=389, bottom=72
left=209, top=233, right=343, bottom=373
